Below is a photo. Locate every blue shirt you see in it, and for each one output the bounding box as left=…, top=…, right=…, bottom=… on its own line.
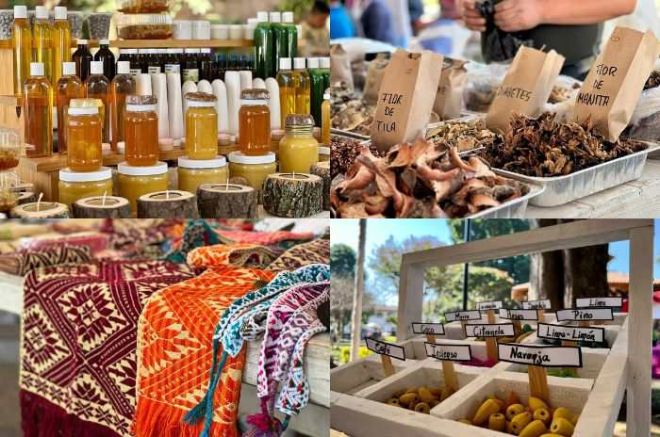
left=330, top=4, right=356, bottom=39
left=361, top=0, right=397, bottom=45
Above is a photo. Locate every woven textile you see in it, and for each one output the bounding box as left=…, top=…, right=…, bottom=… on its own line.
left=0, top=246, right=92, bottom=276
left=214, top=230, right=314, bottom=248
left=268, top=239, right=330, bottom=272
left=186, top=243, right=283, bottom=270
left=19, top=260, right=193, bottom=437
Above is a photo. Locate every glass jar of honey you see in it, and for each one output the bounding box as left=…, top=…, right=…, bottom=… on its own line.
left=67, top=105, right=102, bottom=172
left=117, top=161, right=168, bottom=215
left=228, top=151, right=276, bottom=198
left=238, top=89, right=271, bottom=156
left=319, top=146, right=329, bottom=162
left=58, top=167, right=113, bottom=208
left=279, top=114, right=318, bottom=173
left=177, top=156, right=228, bottom=193
left=124, top=95, right=159, bottom=166
left=184, top=92, right=218, bottom=160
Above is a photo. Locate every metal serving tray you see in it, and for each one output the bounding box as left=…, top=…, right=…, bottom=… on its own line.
left=493, top=144, right=660, bottom=207
left=330, top=128, right=370, bottom=141
left=469, top=181, right=545, bottom=218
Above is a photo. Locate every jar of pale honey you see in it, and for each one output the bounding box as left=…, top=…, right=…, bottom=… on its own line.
left=279, top=114, right=319, bottom=173
left=117, top=161, right=169, bottom=215
left=58, top=167, right=113, bottom=208
left=177, top=156, right=228, bottom=193
left=184, top=92, right=218, bottom=160
left=238, top=89, right=271, bottom=156
left=124, top=95, right=159, bottom=166
left=228, top=151, right=276, bottom=199
left=67, top=105, right=102, bottom=172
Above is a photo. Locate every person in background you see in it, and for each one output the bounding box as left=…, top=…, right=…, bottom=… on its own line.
left=414, top=0, right=472, bottom=57
left=330, top=0, right=357, bottom=39
left=409, top=0, right=425, bottom=34
left=301, top=0, right=331, bottom=55
left=361, top=0, right=398, bottom=45
left=461, top=0, right=636, bottom=79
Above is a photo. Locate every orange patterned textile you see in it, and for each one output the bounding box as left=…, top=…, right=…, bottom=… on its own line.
left=186, top=243, right=283, bottom=270
left=134, top=266, right=276, bottom=437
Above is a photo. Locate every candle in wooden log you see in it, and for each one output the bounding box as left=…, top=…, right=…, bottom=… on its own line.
left=197, top=183, right=257, bottom=218
left=11, top=201, right=69, bottom=219
left=310, top=161, right=330, bottom=210
left=262, top=173, right=323, bottom=217
left=17, top=191, right=36, bottom=204
left=137, top=190, right=198, bottom=218
left=73, top=196, right=132, bottom=218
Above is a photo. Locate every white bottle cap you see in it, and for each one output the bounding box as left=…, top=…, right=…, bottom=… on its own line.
left=324, top=92, right=330, bottom=100
left=269, top=12, right=281, bottom=23
left=279, top=57, right=291, bottom=70
left=62, top=62, right=76, bottom=76
left=100, top=39, right=110, bottom=46
left=307, top=57, right=319, bottom=69
left=320, top=57, right=330, bottom=69
left=256, top=11, right=269, bottom=22
left=13, top=5, right=27, bottom=19
left=90, top=61, right=104, bottom=75
left=30, top=63, right=44, bottom=77
left=78, top=39, right=88, bottom=45
left=117, top=61, right=130, bottom=75
left=54, top=6, right=67, bottom=20
left=282, top=11, right=294, bottom=23
left=293, top=57, right=306, bottom=70
left=35, top=6, right=48, bottom=20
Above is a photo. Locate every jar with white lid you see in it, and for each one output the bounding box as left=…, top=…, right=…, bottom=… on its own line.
left=228, top=151, right=276, bottom=197
left=117, top=161, right=168, bottom=214
left=185, top=92, right=218, bottom=160
left=67, top=105, right=102, bottom=172
left=177, top=156, right=228, bottom=193
left=59, top=167, right=112, bottom=207
left=124, top=95, right=159, bottom=166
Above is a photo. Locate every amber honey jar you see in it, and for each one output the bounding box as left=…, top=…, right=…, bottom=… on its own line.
left=238, top=88, right=271, bottom=156
left=124, top=95, right=159, bottom=166
left=184, top=92, right=217, bottom=160
left=66, top=104, right=102, bottom=172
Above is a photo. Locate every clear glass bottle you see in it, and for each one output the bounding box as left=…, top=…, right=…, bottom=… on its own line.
left=33, top=6, right=54, bottom=85
left=94, top=39, right=116, bottom=81
left=53, top=6, right=71, bottom=87
left=238, top=89, right=271, bottom=156
left=124, top=95, right=159, bottom=166
left=279, top=114, right=318, bottom=173
left=185, top=92, right=218, bottom=160
left=66, top=104, right=102, bottom=172
left=282, top=11, right=298, bottom=59
left=85, top=61, right=110, bottom=144
left=254, top=11, right=273, bottom=79
left=293, top=57, right=311, bottom=115
left=276, top=57, right=296, bottom=128
left=12, top=6, right=32, bottom=98
left=72, top=39, right=93, bottom=82
left=56, top=62, right=84, bottom=154
left=24, top=63, right=53, bottom=158
left=110, top=61, right=136, bottom=151
left=321, top=92, right=330, bottom=146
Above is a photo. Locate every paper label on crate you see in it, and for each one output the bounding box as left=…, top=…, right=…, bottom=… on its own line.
left=575, top=297, right=623, bottom=308
left=556, top=308, right=614, bottom=321
left=498, top=309, right=539, bottom=321
left=477, top=301, right=503, bottom=311
left=498, top=344, right=583, bottom=368
left=464, top=323, right=515, bottom=337
left=521, top=299, right=552, bottom=310
left=424, top=342, right=472, bottom=362
left=536, top=323, right=605, bottom=343
left=365, top=338, right=406, bottom=361
left=412, top=322, right=445, bottom=335
left=444, top=310, right=482, bottom=322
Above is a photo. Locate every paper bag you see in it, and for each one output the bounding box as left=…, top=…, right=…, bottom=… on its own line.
left=486, top=46, right=565, bottom=133
left=330, top=44, right=353, bottom=90
left=363, top=53, right=391, bottom=105
left=573, top=26, right=660, bottom=141
left=433, top=58, right=468, bottom=120
left=370, top=49, right=444, bottom=151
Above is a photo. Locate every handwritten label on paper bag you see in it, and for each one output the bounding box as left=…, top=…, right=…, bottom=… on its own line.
left=477, top=301, right=503, bottom=311
left=425, top=342, right=472, bottom=362
left=575, top=297, right=623, bottom=308
left=465, top=323, right=515, bottom=338
left=365, top=338, right=406, bottom=361
left=522, top=299, right=552, bottom=310
left=498, top=309, right=539, bottom=321
left=536, top=323, right=605, bottom=344
left=412, top=322, right=445, bottom=336
left=555, top=308, right=614, bottom=322
left=445, top=310, right=482, bottom=322
left=498, top=344, right=582, bottom=368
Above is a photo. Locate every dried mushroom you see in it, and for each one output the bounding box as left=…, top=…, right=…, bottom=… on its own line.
left=644, top=70, right=660, bottom=90
left=330, top=135, right=383, bottom=179
left=426, top=118, right=502, bottom=153
left=481, top=112, right=647, bottom=177
left=331, top=83, right=374, bottom=135
left=331, top=138, right=529, bottom=218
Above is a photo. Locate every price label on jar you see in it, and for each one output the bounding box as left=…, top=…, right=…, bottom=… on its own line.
left=424, top=343, right=472, bottom=362
left=412, top=322, right=445, bottom=335
left=365, top=338, right=406, bottom=361
left=575, top=297, right=623, bottom=308
left=477, top=301, right=503, bottom=311
left=521, top=299, right=552, bottom=310
left=498, top=309, right=538, bottom=321
left=464, top=323, right=515, bottom=337
left=536, top=323, right=605, bottom=343
left=498, top=344, right=583, bottom=368
left=556, top=308, right=614, bottom=321
left=444, top=310, right=482, bottom=322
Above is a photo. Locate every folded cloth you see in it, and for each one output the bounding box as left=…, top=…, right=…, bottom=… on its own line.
left=214, top=229, right=314, bottom=248
left=0, top=246, right=92, bottom=276
left=164, top=220, right=222, bottom=264
left=186, top=243, right=283, bottom=270
left=20, top=232, right=110, bottom=254
left=102, top=219, right=179, bottom=257
left=268, top=239, right=330, bottom=272
left=20, top=260, right=193, bottom=437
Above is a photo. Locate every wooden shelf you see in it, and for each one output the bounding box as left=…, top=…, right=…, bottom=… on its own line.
left=0, top=39, right=252, bottom=50
left=20, top=148, right=184, bottom=172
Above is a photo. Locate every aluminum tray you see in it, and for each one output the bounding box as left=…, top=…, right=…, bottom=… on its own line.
left=330, top=128, right=370, bottom=141
left=493, top=144, right=660, bottom=207
left=469, top=180, right=545, bottom=218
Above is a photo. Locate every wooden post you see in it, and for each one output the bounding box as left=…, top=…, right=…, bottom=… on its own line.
left=537, top=309, right=545, bottom=323
left=486, top=338, right=498, bottom=362
left=380, top=354, right=395, bottom=377
left=426, top=334, right=436, bottom=344
left=350, top=219, right=367, bottom=362
left=397, top=263, right=425, bottom=341
left=486, top=309, right=495, bottom=324
left=442, top=360, right=458, bottom=392
left=528, top=365, right=550, bottom=402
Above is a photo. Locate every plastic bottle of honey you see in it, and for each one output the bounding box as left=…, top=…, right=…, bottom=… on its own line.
left=56, top=62, right=84, bottom=154
left=321, top=92, right=330, bottom=146
left=124, top=95, right=159, bottom=166
left=72, top=40, right=93, bottom=82
left=33, top=6, right=54, bottom=85
left=53, top=6, right=71, bottom=87
left=85, top=61, right=110, bottom=144
left=94, top=39, right=116, bottom=81
left=254, top=11, right=273, bottom=79
left=12, top=5, right=32, bottom=98
left=293, top=57, right=311, bottom=115
left=238, top=89, right=271, bottom=156
left=110, top=61, right=135, bottom=151
left=276, top=58, right=296, bottom=127
left=281, top=11, right=298, bottom=59
left=24, top=63, right=53, bottom=158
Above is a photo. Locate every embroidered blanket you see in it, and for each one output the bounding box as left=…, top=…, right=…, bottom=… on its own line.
left=0, top=246, right=92, bottom=276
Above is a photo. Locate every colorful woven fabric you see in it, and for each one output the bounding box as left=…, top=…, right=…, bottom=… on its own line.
left=163, top=220, right=222, bottom=264
left=186, top=243, right=283, bottom=270
left=20, top=232, right=110, bottom=254
left=214, top=230, right=314, bottom=249
left=134, top=265, right=276, bottom=437
left=268, top=239, right=330, bottom=272
left=20, top=260, right=192, bottom=437
left=0, top=246, right=92, bottom=276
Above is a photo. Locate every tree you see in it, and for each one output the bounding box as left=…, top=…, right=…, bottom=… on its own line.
left=350, top=219, right=367, bottom=361
left=331, top=244, right=356, bottom=279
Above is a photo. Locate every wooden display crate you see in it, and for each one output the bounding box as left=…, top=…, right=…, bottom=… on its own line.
left=330, top=359, right=408, bottom=395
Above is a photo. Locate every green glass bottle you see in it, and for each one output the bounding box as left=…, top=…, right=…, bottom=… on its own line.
left=307, top=57, right=324, bottom=126
left=254, top=11, right=274, bottom=79
left=282, top=11, right=298, bottom=59
left=320, top=57, right=330, bottom=90
left=270, top=12, right=287, bottom=78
